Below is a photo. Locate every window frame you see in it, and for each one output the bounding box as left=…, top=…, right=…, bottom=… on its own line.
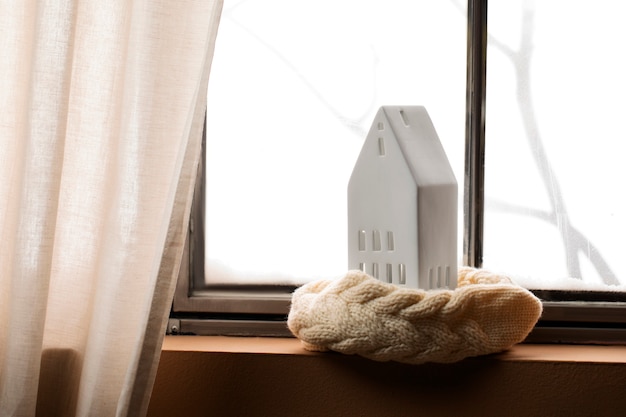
left=169, top=126, right=295, bottom=336
left=169, top=0, right=626, bottom=343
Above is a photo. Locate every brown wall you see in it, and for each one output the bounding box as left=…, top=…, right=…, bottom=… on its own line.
left=147, top=337, right=626, bottom=417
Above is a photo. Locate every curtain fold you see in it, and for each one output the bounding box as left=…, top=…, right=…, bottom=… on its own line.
left=0, top=1, right=223, bottom=416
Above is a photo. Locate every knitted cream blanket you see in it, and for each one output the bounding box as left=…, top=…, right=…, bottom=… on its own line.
left=287, top=267, right=542, bottom=364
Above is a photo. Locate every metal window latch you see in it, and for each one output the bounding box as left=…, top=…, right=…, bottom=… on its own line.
left=167, top=318, right=181, bottom=335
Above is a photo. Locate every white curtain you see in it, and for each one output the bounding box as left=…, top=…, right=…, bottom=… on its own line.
left=0, top=1, right=222, bottom=415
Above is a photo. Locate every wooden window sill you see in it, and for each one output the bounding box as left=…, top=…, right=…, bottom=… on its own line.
left=148, top=336, right=626, bottom=417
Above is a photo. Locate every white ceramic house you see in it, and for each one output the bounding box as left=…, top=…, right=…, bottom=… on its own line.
left=347, top=106, right=457, bottom=289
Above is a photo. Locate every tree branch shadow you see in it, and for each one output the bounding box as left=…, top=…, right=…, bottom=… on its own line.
left=485, top=3, right=618, bottom=285
left=487, top=198, right=619, bottom=285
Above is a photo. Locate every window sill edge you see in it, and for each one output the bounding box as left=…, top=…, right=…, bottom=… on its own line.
left=161, top=335, right=626, bottom=364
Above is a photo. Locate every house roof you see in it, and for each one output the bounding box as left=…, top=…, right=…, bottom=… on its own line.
left=375, top=105, right=456, bottom=187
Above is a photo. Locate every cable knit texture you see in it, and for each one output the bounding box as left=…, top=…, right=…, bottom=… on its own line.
left=287, top=267, right=542, bottom=364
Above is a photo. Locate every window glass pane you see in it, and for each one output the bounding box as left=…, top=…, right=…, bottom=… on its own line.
left=204, top=0, right=466, bottom=286
left=484, top=0, right=626, bottom=290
